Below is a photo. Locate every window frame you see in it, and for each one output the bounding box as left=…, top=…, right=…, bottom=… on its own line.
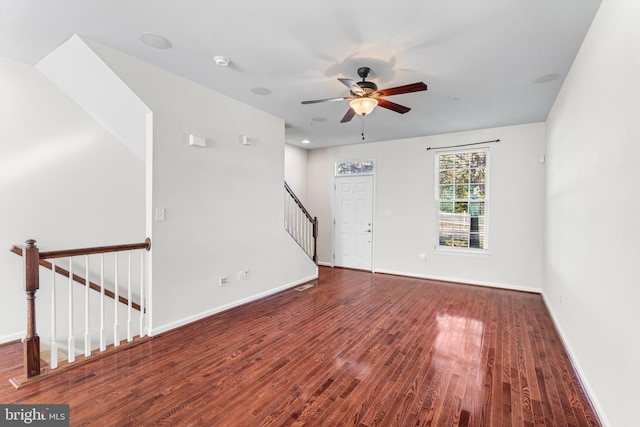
left=434, top=148, right=490, bottom=254
left=335, top=159, right=375, bottom=176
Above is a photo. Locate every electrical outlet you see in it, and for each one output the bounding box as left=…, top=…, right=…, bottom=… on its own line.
left=419, top=254, right=427, bottom=261
left=219, top=275, right=229, bottom=286
left=237, top=269, right=250, bottom=280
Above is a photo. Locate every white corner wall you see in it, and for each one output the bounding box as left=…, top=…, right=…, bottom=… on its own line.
left=36, top=34, right=150, bottom=162
left=284, top=144, right=309, bottom=205
left=85, top=40, right=317, bottom=335
left=0, top=56, right=145, bottom=343
left=308, top=123, right=546, bottom=291
left=544, top=0, right=640, bottom=425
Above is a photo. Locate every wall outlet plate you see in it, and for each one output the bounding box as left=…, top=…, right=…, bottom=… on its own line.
left=219, top=275, right=229, bottom=286
left=237, top=269, right=250, bottom=280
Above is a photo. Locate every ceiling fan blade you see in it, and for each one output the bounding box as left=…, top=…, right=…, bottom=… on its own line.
left=338, top=78, right=365, bottom=95
left=340, top=108, right=356, bottom=123
left=301, top=96, right=350, bottom=105
left=378, top=82, right=427, bottom=97
left=377, top=98, right=411, bottom=114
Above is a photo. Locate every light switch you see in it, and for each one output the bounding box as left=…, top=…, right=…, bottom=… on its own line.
left=155, top=207, right=166, bottom=221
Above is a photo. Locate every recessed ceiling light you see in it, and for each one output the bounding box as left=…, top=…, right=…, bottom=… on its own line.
left=302, top=139, right=311, bottom=144
left=251, top=87, right=272, bottom=95
left=533, top=73, right=561, bottom=84
left=139, top=32, right=173, bottom=49
left=214, top=56, right=231, bottom=66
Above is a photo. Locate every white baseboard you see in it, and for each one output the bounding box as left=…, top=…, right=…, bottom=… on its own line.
left=0, top=331, right=25, bottom=344
left=149, top=273, right=318, bottom=337
left=541, top=294, right=610, bottom=427
left=318, top=261, right=333, bottom=267
left=373, top=268, right=542, bottom=294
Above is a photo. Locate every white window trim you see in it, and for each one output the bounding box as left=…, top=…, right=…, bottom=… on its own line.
left=434, top=147, right=490, bottom=254
left=335, top=158, right=375, bottom=176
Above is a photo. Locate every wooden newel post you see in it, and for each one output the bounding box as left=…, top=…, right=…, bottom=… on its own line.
left=24, top=239, right=41, bottom=378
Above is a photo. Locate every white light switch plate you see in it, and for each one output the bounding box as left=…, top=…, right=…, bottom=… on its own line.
left=155, top=207, right=166, bottom=221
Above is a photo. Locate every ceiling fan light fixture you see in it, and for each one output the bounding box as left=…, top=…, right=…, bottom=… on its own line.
left=350, top=97, right=378, bottom=116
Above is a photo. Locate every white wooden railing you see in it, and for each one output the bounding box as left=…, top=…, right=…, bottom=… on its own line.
left=284, top=182, right=318, bottom=263
left=10, top=238, right=150, bottom=385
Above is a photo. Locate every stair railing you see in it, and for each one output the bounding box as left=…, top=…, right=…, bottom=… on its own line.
left=284, top=182, right=318, bottom=264
left=10, top=238, right=151, bottom=384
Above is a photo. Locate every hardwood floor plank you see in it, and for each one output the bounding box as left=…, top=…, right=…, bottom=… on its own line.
left=0, top=267, right=601, bottom=426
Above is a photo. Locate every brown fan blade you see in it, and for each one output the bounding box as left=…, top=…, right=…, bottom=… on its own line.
left=377, top=98, right=411, bottom=114
left=378, top=82, right=427, bottom=97
left=340, top=108, right=356, bottom=123
left=301, top=96, right=351, bottom=105
left=338, top=78, right=365, bottom=95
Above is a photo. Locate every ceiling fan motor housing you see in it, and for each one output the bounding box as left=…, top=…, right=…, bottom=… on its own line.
left=356, top=67, right=377, bottom=93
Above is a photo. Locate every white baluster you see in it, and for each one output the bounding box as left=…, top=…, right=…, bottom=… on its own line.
left=127, top=251, right=132, bottom=342
left=114, top=253, right=119, bottom=347
left=99, top=254, right=106, bottom=352
left=289, top=197, right=294, bottom=234
left=305, top=220, right=309, bottom=256
left=294, top=203, right=298, bottom=240
left=292, top=198, right=296, bottom=235
left=67, top=258, right=75, bottom=363
left=84, top=255, right=91, bottom=357
left=305, top=218, right=309, bottom=254
left=290, top=196, right=294, bottom=234
left=50, top=260, right=58, bottom=369
left=139, top=249, right=145, bottom=338
left=284, top=194, right=288, bottom=230
left=298, top=206, right=302, bottom=242
left=287, top=194, right=291, bottom=232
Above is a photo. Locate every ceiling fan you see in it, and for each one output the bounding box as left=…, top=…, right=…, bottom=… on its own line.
left=301, top=67, right=428, bottom=123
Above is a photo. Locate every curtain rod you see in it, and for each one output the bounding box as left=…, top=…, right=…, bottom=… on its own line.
left=426, top=139, right=500, bottom=151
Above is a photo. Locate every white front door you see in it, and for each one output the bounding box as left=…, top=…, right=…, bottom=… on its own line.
left=334, top=175, right=373, bottom=270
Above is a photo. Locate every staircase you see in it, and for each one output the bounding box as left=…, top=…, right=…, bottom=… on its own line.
left=9, top=238, right=151, bottom=387
left=284, top=182, right=318, bottom=264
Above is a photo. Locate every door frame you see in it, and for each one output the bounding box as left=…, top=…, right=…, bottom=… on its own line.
left=332, top=158, right=375, bottom=271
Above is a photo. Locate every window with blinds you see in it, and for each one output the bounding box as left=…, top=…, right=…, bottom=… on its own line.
left=436, top=149, right=489, bottom=250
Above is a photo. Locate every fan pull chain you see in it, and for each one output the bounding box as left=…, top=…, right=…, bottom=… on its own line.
left=361, top=114, right=366, bottom=141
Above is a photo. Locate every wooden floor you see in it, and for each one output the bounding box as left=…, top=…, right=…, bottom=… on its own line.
left=0, top=267, right=601, bottom=426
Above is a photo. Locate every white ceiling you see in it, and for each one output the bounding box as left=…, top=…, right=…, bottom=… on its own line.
left=0, top=0, right=601, bottom=149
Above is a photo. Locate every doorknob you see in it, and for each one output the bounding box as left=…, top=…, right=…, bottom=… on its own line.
left=365, top=229, right=372, bottom=233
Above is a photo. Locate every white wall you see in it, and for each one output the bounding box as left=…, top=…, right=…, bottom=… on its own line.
left=284, top=144, right=309, bottom=205
left=36, top=34, right=150, bottom=162
left=0, top=56, right=145, bottom=343
left=308, top=123, right=546, bottom=291
left=87, top=41, right=318, bottom=334
left=544, top=0, right=640, bottom=425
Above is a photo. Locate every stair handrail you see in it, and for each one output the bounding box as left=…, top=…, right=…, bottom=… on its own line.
left=284, top=182, right=313, bottom=222
left=10, top=244, right=147, bottom=311
left=12, top=238, right=151, bottom=380
left=284, top=182, right=318, bottom=264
